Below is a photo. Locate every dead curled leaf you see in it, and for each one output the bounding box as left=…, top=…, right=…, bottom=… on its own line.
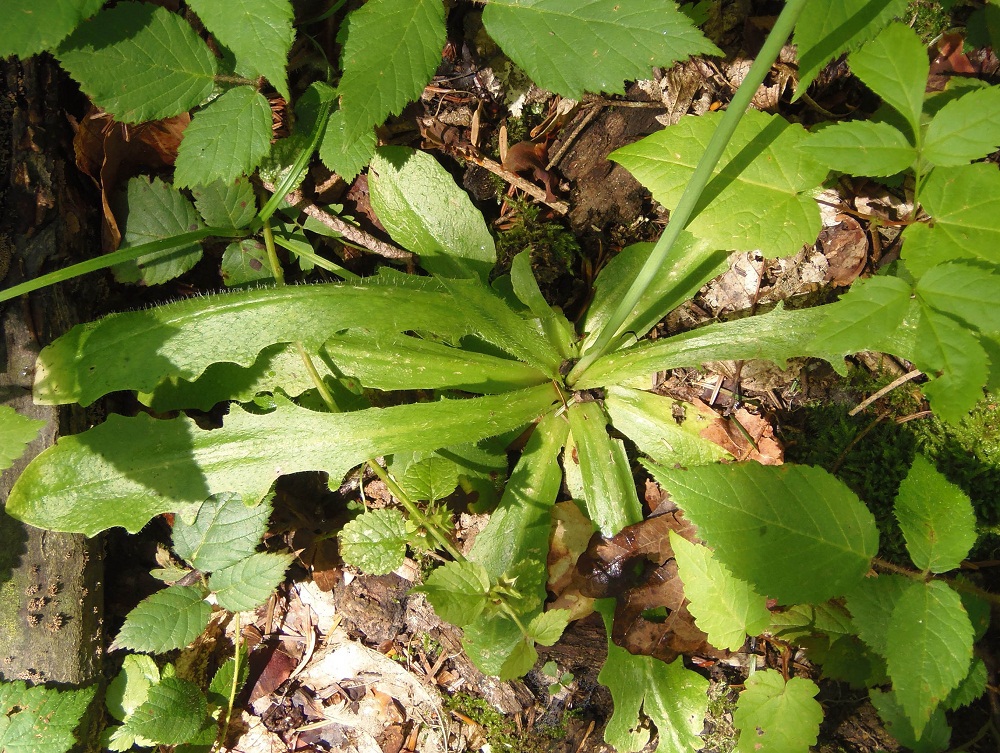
left=693, top=398, right=783, bottom=465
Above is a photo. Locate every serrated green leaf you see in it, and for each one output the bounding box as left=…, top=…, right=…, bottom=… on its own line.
left=112, top=176, right=204, bottom=286
left=369, top=147, right=495, bottom=281
left=957, top=580, right=991, bottom=641
left=916, top=262, right=1000, bottom=333
left=605, top=386, right=731, bottom=466
left=106, top=654, right=160, bottom=723
left=894, top=455, right=977, bottom=572
left=798, top=120, right=916, bottom=176
left=220, top=239, right=274, bottom=286
left=946, top=656, right=988, bottom=711
left=870, top=688, right=951, bottom=753
left=337, top=0, right=445, bottom=140
left=0, top=406, right=44, bottom=472
left=669, top=531, right=770, bottom=651
left=192, top=177, right=257, bottom=228
left=886, top=580, right=974, bottom=736
left=815, top=635, right=886, bottom=688
left=913, top=304, right=988, bottom=424
left=174, top=87, right=273, bottom=188
left=809, top=275, right=913, bottom=354
left=648, top=463, right=878, bottom=604
left=923, top=85, right=1000, bottom=166
left=187, top=0, right=294, bottom=99
left=568, top=401, right=643, bottom=537
left=319, top=109, right=377, bottom=181
left=768, top=602, right=857, bottom=645
left=734, top=670, right=822, bottom=753
left=462, top=613, right=525, bottom=676
left=418, top=560, right=492, bottom=627
left=845, top=573, right=911, bottom=658
left=793, top=0, right=908, bottom=95
left=2, top=0, right=104, bottom=58
left=112, top=585, right=212, bottom=653
left=207, top=649, right=249, bottom=707
left=210, top=552, right=293, bottom=611
left=612, top=110, right=826, bottom=257
left=124, top=677, right=208, bottom=745
left=338, top=508, right=411, bottom=575
left=499, top=638, right=539, bottom=681
left=527, top=609, right=571, bottom=646
left=9, top=386, right=556, bottom=535
left=57, top=2, right=217, bottom=123
left=848, top=23, right=928, bottom=137
left=173, top=492, right=272, bottom=572
left=596, top=600, right=709, bottom=753
left=0, top=681, right=96, bottom=753
left=482, top=0, right=719, bottom=99
left=902, top=164, right=1000, bottom=276
left=399, top=457, right=459, bottom=501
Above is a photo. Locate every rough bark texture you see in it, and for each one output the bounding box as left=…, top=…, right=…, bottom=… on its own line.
left=0, top=57, right=105, bottom=750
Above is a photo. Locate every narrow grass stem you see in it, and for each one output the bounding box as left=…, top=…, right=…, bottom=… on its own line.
left=215, top=610, right=241, bottom=753
left=566, top=0, right=809, bottom=386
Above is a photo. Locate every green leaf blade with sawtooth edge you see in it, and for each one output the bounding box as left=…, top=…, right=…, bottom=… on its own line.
left=798, top=120, right=916, bottom=177
left=482, top=0, right=720, bottom=99
left=417, top=560, right=492, bottom=627
left=913, top=303, right=989, bottom=424
left=399, top=456, right=459, bottom=501
left=845, top=573, right=911, bottom=659
left=2, top=0, right=104, bottom=58
left=528, top=609, right=571, bottom=646
left=596, top=600, right=709, bottom=753
left=848, top=23, right=928, bottom=138
left=187, top=0, right=294, bottom=100
left=111, top=176, right=204, bottom=286
left=669, top=531, right=770, bottom=652
left=792, top=0, right=908, bottom=96
left=894, top=455, right=977, bottom=573
left=923, top=85, right=1000, bottom=167
left=0, top=681, right=96, bottom=753
left=210, top=551, right=293, bottom=612
left=337, top=0, right=445, bottom=141
left=221, top=239, right=273, bottom=286
left=734, top=670, right=822, bottom=753
left=319, top=109, right=378, bottom=181
left=174, top=86, right=273, bottom=188
left=0, top=406, right=45, bottom=472
left=56, top=2, right=217, bottom=123
left=647, top=463, right=878, bottom=604
left=612, top=110, right=827, bottom=257
left=111, top=585, right=212, bottom=653
left=106, top=654, right=159, bottom=724
left=870, top=688, right=952, bottom=753
left=901, top=164, right=1000, bottom=276
left=192, top=176, right=257, bottom=228
left=123, top=677, right=207, bottom=745
left=809, top=275, right=913, bottom=354
left=7, top=385, right=558, bottom=535
left=886, top=580, right=974, bottom=737
left=338, top=508, right=411, bottom=575
left=369, top=146, right=496, bottom=281
left=916, top=261, right=1000, bottom=332
left=172, top=492, right=273, bottom=572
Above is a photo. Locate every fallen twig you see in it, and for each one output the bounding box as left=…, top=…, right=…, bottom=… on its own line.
left=849, top=369, right=922, bottom=416
left=462, top=152, right=570, bottom=215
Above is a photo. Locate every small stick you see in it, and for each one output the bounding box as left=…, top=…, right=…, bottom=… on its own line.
left=849, top=369, right=922, bottom=416
left=547, top=104, right=600, bottom=170
left=462, top=152, right=570, bottom=215
left=261, top=181, right=412, bottom=261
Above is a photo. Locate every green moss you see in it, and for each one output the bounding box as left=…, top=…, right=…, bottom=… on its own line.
left=493, top=198, right=580, bottom=301
left=702, top=681, right=738, bottom=753
left=444, top=692, right=567, bottom=751
left=906, top=0, right=956, bottom=41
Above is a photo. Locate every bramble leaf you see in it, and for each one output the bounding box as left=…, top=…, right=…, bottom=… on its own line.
left=913, top=303, right=988, bottom=424
left=902, top=164, right=1000, bottom=276
left=418, top=561, right=492, bottom=627
left=111, top=586, right=212, bottom=654
left=798, top=120, right=916, bottom=177
left=124, top=677, right=207, bottom=745
left=894, top=455, right=977, bottom=573
left=923, top=85, right=1000, bottom=166
left=337, top=0, right=446, bottom=141
left=57, top=2, right=217, bottom=123
left=111, top=176, right=204, bottom=286
left=173, top=492, right=273, bottom=572
left=944, top=657, right=988, bottom=711
left=605, top=387, right=731, bottom=466
left=187, top=0, right=294, bottom=99
left=808, top=275, right=913, bottom=354
left=339, top=508, right=412, bottom=575
left=845, top=573, right=911, bottom=659
left=793, top=0, right=908, bottom=95
left=106, top=654, right=159, bottom=722
left=210, top=552, right=294, bottom=612
left=174, top=86, right=273, bottom=188
left=648, top=463, right=878, bottom=604
left=220, top=239, right=273, bottom=286
left=319, top=109, right=378, bottom=181
left=847, top=23, right=928, bottom=137
left=369, top=147, right=496, bottom=281
left=733, top=670, right=822, bottom=753
left=2, top=0, right=104, bottom=58
left=870, top=689, right=951, bottom=753
left=669, top=531, right=770, bottom=651
left=192, top=177, right=257, bottom=228
left=916, top=262, right=1000, bottom=333
left=885, top=580, right=974, bottom=736
left=527, top=609, right=571, bottom=646
left=596, top=600, right=709, bottom=753
left=612, top=110, right=826, bottom=257
left=0, top=406, right=44, bottom=472
left=482, top=0, right=719, bottom=99
left=0, top=681, right=96, bottom=753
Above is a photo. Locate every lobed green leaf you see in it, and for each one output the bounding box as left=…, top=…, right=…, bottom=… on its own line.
left=733, top=670, right=822, bottom=753
left=338, top=508, right=411, bottom=575
left=111, top=586, right=212, bottom=654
